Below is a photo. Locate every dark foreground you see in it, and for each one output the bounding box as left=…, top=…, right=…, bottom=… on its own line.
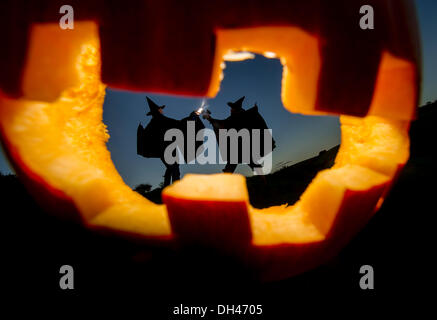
left=1, top=103, right=435, bottom=313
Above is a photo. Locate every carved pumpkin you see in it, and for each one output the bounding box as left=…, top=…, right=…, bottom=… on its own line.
left=0, top=0, right=420, bottom=281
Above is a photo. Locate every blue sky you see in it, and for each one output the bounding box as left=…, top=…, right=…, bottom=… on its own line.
left=416, top=0, right=437, bottom=104
left=1, top=1, right=436, bottom=189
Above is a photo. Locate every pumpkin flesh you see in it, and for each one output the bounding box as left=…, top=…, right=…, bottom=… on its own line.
left=0, top=21, right=414, bottom=279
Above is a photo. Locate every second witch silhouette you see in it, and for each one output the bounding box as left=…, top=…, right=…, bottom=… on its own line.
left=203, top=96, right=276, bottom=173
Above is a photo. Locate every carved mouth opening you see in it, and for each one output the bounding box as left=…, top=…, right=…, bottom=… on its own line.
left=104, top=54, right=341, bottom=209
left=0, top=21, right=412, bottom=248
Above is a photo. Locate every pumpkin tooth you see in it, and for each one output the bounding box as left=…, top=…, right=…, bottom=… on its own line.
left=162, top=174, right=252, bottom=251
left=99, top=1, right=215, bottom=97
left=311, top=0, right=420, bottom=120
left=313, top=39, right=382, bottom=117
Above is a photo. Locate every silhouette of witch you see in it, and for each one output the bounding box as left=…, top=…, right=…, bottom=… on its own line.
left=137, top=97, right=204, bottom=187
left=203, top=96, right=275, bottom=173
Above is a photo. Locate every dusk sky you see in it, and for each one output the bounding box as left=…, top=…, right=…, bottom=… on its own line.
left=1, top=0, right=436, bottom=189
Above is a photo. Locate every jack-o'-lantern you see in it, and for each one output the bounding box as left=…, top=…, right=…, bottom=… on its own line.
left=0, top=0, right=420, bottom=280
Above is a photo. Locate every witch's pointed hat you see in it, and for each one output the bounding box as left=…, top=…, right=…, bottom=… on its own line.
left=146, top=96, right=165, bottom=116
left=227, top=96, right=245, bottom=110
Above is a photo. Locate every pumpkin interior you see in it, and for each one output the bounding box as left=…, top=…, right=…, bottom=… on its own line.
left=0, top=22, right=412, bottom=245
